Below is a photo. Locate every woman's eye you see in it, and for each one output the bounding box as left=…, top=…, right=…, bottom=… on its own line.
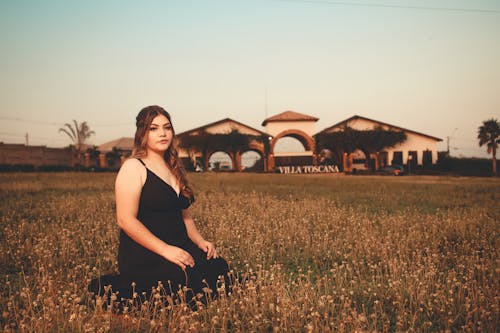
left=149, top=127, right=157, bottom=131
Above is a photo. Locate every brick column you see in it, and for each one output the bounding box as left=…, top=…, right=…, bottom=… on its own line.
left=99, top=153, right=107, bottom=168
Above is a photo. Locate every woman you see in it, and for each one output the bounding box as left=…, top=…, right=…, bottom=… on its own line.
left=89, top=105, right=229, bottom=307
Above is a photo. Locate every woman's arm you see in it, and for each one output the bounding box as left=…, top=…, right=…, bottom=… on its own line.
left=182, top=209, right=218, bottom=259
left=116, top=159, right=194, bottom=270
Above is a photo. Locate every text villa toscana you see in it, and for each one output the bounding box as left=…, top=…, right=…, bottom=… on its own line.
left=277, top=165, right=339, bottom=174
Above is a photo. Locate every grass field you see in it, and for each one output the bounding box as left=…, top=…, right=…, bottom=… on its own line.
left=1, top=172, right=499, bottom=332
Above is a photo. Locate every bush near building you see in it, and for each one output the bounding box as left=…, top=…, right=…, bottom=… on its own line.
left=436, top=155, right=499, bottom=177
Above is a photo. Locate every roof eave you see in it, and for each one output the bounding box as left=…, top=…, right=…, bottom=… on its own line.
left=177, top=118, right=269, bottom=137
left=316, top=115, right=442, bottom=141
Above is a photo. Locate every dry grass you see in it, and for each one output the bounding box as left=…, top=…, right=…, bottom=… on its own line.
left=1, top=172, right=499, bottom=332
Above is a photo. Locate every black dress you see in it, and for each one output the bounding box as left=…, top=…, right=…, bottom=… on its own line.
left=88, top=159, right=229, bottom=304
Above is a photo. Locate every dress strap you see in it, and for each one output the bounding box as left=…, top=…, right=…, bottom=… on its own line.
left=136, top=158, right=146, bottom=166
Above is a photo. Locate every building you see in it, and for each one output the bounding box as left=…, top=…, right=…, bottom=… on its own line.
left=96, top=111, right=442, bottom=173
left=316, top=115, right=442, bottom=171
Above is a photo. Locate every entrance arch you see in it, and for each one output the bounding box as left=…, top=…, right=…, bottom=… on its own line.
left=270, top=129, right=315, bottom=152
left=273, top=136, right=306, bottom=153
left=269, top=129, right=317, bottom=170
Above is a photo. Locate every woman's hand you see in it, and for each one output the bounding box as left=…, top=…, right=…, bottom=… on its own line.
left=182, top=209, right=218, bottom=260
left=198, top=240, right=218, bottom=259
left=163, top=245, right=195, bottom=270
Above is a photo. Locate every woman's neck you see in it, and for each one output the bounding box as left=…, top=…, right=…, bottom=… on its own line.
left=144, top=150, right=168, bottom=167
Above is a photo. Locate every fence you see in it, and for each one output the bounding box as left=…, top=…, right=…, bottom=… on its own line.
left=0, top=143, right=72, bottom=170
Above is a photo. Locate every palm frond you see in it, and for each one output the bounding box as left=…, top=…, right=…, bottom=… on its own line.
left=58, top=119, right=95, bottom=146
left=59, top=123, right=77, bottom=142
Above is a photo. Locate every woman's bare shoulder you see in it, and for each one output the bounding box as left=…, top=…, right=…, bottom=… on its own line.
left=121, top=157, right=143, bottom=169
left=116, top=158, right=146, bottom=185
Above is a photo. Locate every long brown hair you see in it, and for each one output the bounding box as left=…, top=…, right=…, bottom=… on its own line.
left=132, top=105, right=193, bottom=199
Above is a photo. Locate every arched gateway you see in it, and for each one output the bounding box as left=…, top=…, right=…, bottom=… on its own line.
left=262, top=111, right=318, bottom=171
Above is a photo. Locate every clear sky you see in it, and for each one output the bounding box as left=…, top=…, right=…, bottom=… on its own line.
left=1, top=0, right=499, bottom=158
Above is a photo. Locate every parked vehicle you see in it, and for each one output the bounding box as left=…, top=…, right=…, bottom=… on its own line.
left=377, top=165, right=404, bottom=176
left=194, top=163, right=204, bottom=172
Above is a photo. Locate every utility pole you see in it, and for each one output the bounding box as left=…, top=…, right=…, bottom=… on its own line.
left=265, top=87, right=268, bottom=120
left=25, top=132, right=29, bottom=146
left=447, top=128, right=458, bottom=155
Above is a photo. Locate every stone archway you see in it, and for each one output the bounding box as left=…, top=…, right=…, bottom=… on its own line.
left=270, top=129, right=315, bottom=152
left=207, top=151, right=234, bottom=171
left=268, top=129, right=317, bottom=171
left=245, top=142, right=266, bottom=172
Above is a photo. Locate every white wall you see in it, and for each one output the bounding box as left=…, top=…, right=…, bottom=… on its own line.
left=386, top=133, right=439, bottom=164
left=265, top=121, right=316, bottom=137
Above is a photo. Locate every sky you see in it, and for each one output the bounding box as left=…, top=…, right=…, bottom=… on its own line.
left=1, top=0, right=499, bottom=158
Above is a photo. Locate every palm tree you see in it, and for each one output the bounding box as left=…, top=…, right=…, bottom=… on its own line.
left=59, top=120, right=95, bottom=167
left=478, top=118, right=499, bottom=176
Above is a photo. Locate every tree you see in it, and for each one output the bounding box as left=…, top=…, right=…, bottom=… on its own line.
left=59, top=120, right=95, bottom=167
left=178, top=131, right=209, bottom=171
left=356, top=126, right=407, bottom=170
left=315, top=126, right=359, bottom=170
left=206, top=130, right=253, bottom=171
left=478, top=118, right=499, bottom=176
left=315, top=126, right=407, bottom=171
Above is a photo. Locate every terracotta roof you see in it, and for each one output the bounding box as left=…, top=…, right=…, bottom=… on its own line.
left=262, top=111, right=319, bottom=126
left=177, top=118, right=269, bottom=137
left=98, top=137, right=134, bottom=152
left=317, top=115, right=442, bottom=141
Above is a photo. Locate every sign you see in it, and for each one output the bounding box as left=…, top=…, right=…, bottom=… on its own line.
left=277, top=165, right=339, bottom=174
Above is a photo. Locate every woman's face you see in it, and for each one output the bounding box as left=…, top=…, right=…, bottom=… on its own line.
left=146, top=114, right=173, bottom=154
